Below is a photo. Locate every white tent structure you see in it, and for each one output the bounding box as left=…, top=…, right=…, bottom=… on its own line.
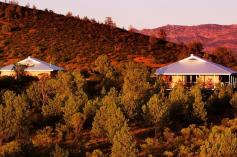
left=0, top=56, right=64, bottom=77
left=155, top=54, right=237, bottom=89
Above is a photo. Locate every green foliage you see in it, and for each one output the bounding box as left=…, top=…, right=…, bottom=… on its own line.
left=42, top=98, right=62, bottom=117
left=91, top=90, right=126, bottom=141
left=0, top=140, right=22, bottom=156
left=111, top=125, right=137, bottom=157
left=38, top=71, right=88, bottom=123
left=94, top=54, right=118, bottom=90
left=189, top=85, right=207, bottom=122
left=230, top=92, right=237, bottom=109
left=141, top=138, right=161, bottom=156
left=91, top=149, right=103, bottom=157
left=94, top=54, right=113, bottom=76
left=169, top=84, right=189, bottom=105
left=121, top=61, right=150, bottom=118
left=1, top=24, right=12, bottom=32
left=51, top=144, right=69, bottom=157
left=26, top=82, right=42, bottom=110
left=0, top=91, right=29, bottom=140
left=167, top=84, right=190, bottom=124
left=200, top=127, right=237, bottom=157
left=32, top=126, right=53, bottom=147
left=207, top=85, right=233, bottom=113
left=142, top=89, right=168, bottom=128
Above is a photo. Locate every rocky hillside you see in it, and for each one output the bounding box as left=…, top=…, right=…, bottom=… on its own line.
left=137, top=24, right=237, bottom=53
left=0, top=2, right=189, bottom=70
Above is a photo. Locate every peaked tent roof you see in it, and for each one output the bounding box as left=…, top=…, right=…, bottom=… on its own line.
left=156, top=54, right=237, bottom=75
left=0, top=56, right=64, bottom=72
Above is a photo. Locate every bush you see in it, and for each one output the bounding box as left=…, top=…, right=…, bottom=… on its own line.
left=111, top=126, right=137, bottom=157
left=142, top=89, right=168, bottom=128
left=200, top=127, right=237, bottom=157
left=230, top=92, right=237, bottom=109
left=91, top=149, right=103, bottom=157
left=51, top=144, right=69, bottom=157
left=1, top=24, right=12, bottom=32
left=0, top=140, right=21, bottom=156
left=121, top=61, right=150, bottom=119
left=91, top=96, right=126, bottom=141
left=32, top=127, right=53, bottom=147
left=207, top=85, right=233, bottom=113
left=189, top=85, right=207, bottom=122
left=0, top=91, right=29, bottom=141
left=94, top=54, right=118, bottom=90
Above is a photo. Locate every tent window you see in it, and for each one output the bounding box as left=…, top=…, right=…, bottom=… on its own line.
left=192, top=75, right=197, bottom=82
left=220, top=75, right=229, bottom=82
left=189, top=58, right=197, bottom=61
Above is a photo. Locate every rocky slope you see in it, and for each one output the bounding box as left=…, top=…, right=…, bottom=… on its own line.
left=137, top=24, right=237, bottom=53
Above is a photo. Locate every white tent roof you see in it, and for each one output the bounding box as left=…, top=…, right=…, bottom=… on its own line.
left=0, top=56, right=64, bottom=72
left=156, top=54, right=237, bottom=75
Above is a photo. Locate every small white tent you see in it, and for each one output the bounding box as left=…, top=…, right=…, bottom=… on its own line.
left=155, top=54, right=237, bottom=89
left=0, top=56, right=64, bottom=77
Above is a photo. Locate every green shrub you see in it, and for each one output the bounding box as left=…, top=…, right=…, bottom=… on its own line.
left=111, top=125, right=137, bottom=157
left=230, top=92, right=237, bottom=109
left=121, top=61, right=150, bottom=119
left=51, top=144, right=69, bottom=157
left=189, top=85, right=207, bottom=122
left=1, top=24, right=12, bottom=32
left=200, top=127, right=237, bottom=157
left=91, top=96, right=126, bottom=141
left=142, top=89, right=168, bottom=128
left=0, top=91, right=29, bottom=140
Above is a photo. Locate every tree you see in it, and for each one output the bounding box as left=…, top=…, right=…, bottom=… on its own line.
left=91, top=92, right=126, bottom=141
left=158, top=29, right=167, bottom=40
left=66, top=11, right=73, bottom=17
left=169, top=83, right=189, bottom=106
left=189, top=85, right=207, bottom=122
left=121, top=61, right=150, bottom=119
left=104, top=17, right=116, bottom=27
left=187, top=42, right=204, bottom=56
left=230, top=92, right=237, bottom=110
left=94, top=54, right=117, bottom=90
left=168, top=84, right=190, bottom=123
left=207, top=85, right=233, bottom=113
left=5, top=5, right=14, bottom=19
left=45, top=71, right=88, bottom=123
left=200, top=127, right=237, bottom=157
left=51, top=144, right=69, bottom=157
left=230, top=92, right=237, bottom=117
left=15, top=5, right=23, bottom=18
left=12, top=63, right=28, bottom=79
left=142, top=89, right=168, bottom=129
left=26, top=81, right=44, bottom=109
left=213, top=47, right=236, bottom=67
left=111, top=125, right=137, bottom=157
left=0, top=91, right=29, bottom=141
left=90, top=149, right=103, bottom=157
left=1, top=24, right=12, bottom=32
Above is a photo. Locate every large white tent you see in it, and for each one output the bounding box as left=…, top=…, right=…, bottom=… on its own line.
left=155, top=54, right=237, bottom=88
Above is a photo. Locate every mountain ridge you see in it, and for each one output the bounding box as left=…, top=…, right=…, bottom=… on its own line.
left=136, top=24, right=237, bottom=53
left=0, top=2, right=190, bottom=69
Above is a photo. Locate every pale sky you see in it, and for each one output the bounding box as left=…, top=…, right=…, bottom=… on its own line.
left=1, top=0, right=237, bottom=29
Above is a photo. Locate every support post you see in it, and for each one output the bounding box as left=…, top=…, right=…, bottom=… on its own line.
left=229, top=75, right=231, bottom=87
left=204, top=75, right=206, bottom=88
left=214, top=75, right=216, bottom=89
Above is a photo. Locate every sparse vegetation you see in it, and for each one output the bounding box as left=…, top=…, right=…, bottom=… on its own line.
left=0, top=2, right=237, bottom=157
